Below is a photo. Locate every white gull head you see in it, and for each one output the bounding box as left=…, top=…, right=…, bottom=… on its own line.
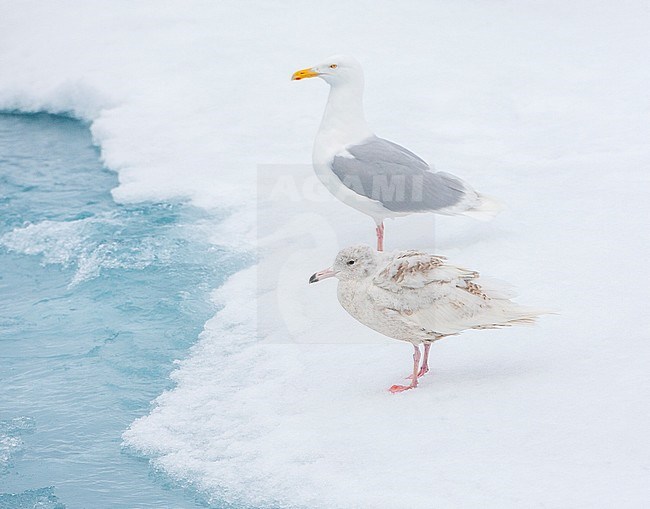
left=309, top=245, right=377, bottom=283
left=292, top=54, right=364, bottom=88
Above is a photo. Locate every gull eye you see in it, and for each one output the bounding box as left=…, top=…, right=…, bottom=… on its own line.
left=347, top=259, right=355, bottom=265
left=330, top=64, right=338, bottom=69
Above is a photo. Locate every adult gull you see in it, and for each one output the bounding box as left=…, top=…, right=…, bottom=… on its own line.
left=310, top=245, right=547, bottom=393
left=292, top=55, right=501, bottom=251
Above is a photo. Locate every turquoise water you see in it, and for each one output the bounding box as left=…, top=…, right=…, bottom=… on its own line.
left=0, top=114, right=243, bottom=508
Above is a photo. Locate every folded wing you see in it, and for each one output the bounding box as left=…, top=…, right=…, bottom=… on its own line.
left=330, top=137, right=471, bottom=213
left=369, top=251, right=546, bottom=337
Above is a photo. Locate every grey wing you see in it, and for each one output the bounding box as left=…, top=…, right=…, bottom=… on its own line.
left=330, top=136, right=468, bottom=212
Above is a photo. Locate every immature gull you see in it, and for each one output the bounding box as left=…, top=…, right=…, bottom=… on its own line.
left=310, top=245, right=547, bottom=393
left=292, top=55, right=501, bottom=251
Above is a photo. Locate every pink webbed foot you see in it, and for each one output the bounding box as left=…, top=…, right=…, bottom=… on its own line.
left=388, top=383, right=417, bottom=393
left=390, top=344, right=425, bottom=392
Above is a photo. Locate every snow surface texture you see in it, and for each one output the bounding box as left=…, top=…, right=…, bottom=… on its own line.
left=2, top=1, right=650, bottom=507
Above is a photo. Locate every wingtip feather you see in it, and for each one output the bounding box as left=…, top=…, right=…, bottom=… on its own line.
left=462, top=194, right=503, bottom=221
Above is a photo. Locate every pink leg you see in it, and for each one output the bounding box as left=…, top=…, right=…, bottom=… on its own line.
left=375, top=222, right=384, bottom=252
left=406, top=342, right=431, bottom=379
left=418, top=343, right=431, bottom=377
left=389, top=344, right=421, bottom=393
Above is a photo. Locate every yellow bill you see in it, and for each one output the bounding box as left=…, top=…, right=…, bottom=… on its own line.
left=291, top=67, right=319, bottom=80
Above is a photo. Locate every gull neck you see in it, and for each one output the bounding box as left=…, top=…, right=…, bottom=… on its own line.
left=318, top=80, right=372, bottom=144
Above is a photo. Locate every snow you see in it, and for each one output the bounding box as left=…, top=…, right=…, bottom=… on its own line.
left=2, top=1, right=650, bottom=507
